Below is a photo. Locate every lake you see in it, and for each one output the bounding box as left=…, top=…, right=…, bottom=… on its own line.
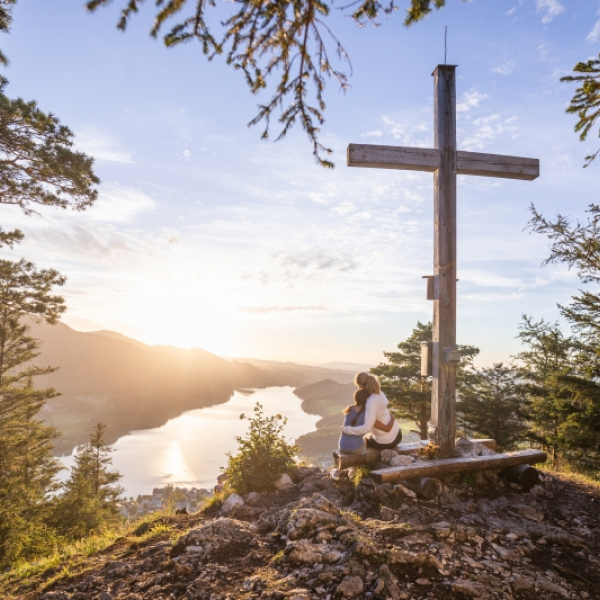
left=58, top=387, right=319, bottom=497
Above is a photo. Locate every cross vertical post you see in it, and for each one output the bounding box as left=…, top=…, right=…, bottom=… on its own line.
left=431, top=65, right=457, bottom=459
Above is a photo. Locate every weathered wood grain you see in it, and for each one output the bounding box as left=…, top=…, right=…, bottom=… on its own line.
left=333, top=446, right=381, bottom=470
left=347, top=144, right=439, bottom=171
left=399, top=477, right=438, bottom=500
left=503, top=463, right=540, bottom=487
left=431, top=65, right=458, bottom=459
left=457, top=151, right=539, bottom=180
left=333, top=439, right=497, bottom=470
left=370, top=449, right=547, bottom=484
left=347, top=146, right=539, bottom=181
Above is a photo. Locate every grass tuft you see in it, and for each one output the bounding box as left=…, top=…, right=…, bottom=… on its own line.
left=0, top=509, right=176, bottom=593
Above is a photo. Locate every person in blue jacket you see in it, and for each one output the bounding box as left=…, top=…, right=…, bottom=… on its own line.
left=338, top=388, right=371, bottom=455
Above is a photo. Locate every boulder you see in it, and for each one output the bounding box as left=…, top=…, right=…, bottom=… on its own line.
left=287, top=540, right=323, bottom=565
left=337, top=576, right=364, bottom=597
left=389, top=454, right=415, bottom=467
left=380, top=449, right=399, bottom=463
left=451, top=579, right=487, bottom=597
left=221, top=493, right=244, bottom=513
left=244, top=491, right=262, bottom=506
left=274, top=473, right=295, bottom=491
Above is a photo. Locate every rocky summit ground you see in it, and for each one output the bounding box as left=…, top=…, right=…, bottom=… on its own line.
left=5, top=467, right=600, bottom=600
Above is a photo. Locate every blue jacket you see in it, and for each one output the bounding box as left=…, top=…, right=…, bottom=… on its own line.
left=338, top=407, right=366, bottom=452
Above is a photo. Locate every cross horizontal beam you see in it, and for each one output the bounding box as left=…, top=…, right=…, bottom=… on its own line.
left=347, top=144, right=539, bottom=181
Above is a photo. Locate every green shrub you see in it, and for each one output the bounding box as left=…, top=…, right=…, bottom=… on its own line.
left=350, top=466, right=371, bottom=487
left=224, top=403, right=297, bottom=495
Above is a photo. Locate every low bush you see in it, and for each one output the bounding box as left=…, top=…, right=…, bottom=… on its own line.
left=224, top=403, right=297, bottom=495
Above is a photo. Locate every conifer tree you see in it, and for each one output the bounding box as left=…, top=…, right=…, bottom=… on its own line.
left=0, top=248, right=66, bottom=567
left=529, top=204, right=600, bottom=337
left=526, top=205, right=600, bottom=469
left=371, top=321, right=479, bottom=439
left=516, top=317, right=600, bottom=470
left=457, top=363, right=528, bottom=451
left=0, top=76, right=99, bottom=215
left=54, top=423, right=124, bottom=539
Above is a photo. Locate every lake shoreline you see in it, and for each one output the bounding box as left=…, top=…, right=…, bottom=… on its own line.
left=57, top=386, right=320, bottom=497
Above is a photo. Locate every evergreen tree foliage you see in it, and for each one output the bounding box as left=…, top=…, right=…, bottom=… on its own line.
left=0, top=77, right=99, bottom=215
left=0, top=0, right=16, bottom=65
left=525, top=204, right=600, bottom=472
left=561, top=55, right=600, bottom=166
left=53, top=423, right=124, bottom=540
left=457, top=362, right=529, bottom=451
left=371, top=321, right=479, bottom=439
left=0, top=0, right=100, bottom=566
left=529, top=204, right=600, bottom=336
left=0, top=245, right=66, bottom=567
left=224, top=403, right=297, bottom=495
left=517, top=317, right=600, bottom=471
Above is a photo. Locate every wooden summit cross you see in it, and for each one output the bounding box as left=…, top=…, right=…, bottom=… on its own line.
left=348, top=65, right=539, bottom=459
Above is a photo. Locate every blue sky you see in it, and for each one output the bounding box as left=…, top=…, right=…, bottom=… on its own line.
left=1, top=0, right=599, bottom=366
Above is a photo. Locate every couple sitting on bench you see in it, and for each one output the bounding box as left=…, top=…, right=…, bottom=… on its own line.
left=338, top=372, right=402, bottom=455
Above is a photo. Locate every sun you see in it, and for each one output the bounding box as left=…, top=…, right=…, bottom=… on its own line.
left=121, top=282, right=240, bottom=356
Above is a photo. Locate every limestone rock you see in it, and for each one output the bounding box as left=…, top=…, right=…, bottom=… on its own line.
left=274, top=473, right=295, bottom=491
left=337, top=575, right=364, bottom=597
left=380, top=449, right=399, bottom=463
left=389, top=454, right=415, bottom=466
left=451, top=578, right=486, bottom=597
left=287, top=539, right=323, bottom=565
left=245, top=491, right=262, bottom=506
left=221, top=492, right=244, bottom=513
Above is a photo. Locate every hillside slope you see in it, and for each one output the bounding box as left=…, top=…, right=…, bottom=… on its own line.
left=4, top=469, right=599, bottom=599
left=28, top=321, right=278, bottom=454
left=230, top=358, right=356, bottom=387
left=293, top=380, right=355, bottom=461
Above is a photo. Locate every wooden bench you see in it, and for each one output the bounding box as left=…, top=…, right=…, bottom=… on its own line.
left=333, top=439, right=497, bottom=471
left=369, top=449, right=547, bottom=484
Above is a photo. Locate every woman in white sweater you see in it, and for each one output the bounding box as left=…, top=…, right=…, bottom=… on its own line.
left=341, top=373, right=402, bottom=449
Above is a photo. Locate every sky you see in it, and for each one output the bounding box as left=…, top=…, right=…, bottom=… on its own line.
left=0, top=0, right=599, bottom=366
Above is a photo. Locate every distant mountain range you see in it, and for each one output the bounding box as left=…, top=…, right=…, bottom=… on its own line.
left=228, top=357, right=357, bottom=387
left=28, top=321, right=357, bottom=455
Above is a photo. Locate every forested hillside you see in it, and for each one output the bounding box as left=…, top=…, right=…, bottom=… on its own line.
left=29, top=321, right=279, bottom=454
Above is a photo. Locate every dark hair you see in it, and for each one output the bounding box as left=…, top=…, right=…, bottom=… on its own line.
left=343, top=388, right=370, bottom=415
left=354, top=388, right=370, bottom=407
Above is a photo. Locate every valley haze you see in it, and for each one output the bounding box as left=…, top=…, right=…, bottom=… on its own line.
left=31, top=321, right=361, bottom=457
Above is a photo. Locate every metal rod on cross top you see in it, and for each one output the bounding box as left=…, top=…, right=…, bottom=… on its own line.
left=347, top=65, right=539, bottom=459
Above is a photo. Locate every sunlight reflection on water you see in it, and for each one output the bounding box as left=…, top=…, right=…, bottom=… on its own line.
left=58, top=387, right=319, bottom=497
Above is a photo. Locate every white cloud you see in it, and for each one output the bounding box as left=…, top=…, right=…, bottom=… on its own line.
left=361, top=130, right=383, bottom=138
left=457, top=89, right=488, bottom=113
left=492, top=61, right=516, bottom=75
left=506, top=7, right=517, bottom=16
left=461, top=115, right=519, bottom=151
left=334, top=201, right=357, bottom=215
left=586, top=19, right=600, bottom=43
left=241, top=305, right=328, bottom=314
left=86, top=185, right=155, bottom=224
left=377, top=115, right=431, bottom=146
left=536, top=0, right=564, bottom=24
left=76, top=128, right=134, bottom=163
